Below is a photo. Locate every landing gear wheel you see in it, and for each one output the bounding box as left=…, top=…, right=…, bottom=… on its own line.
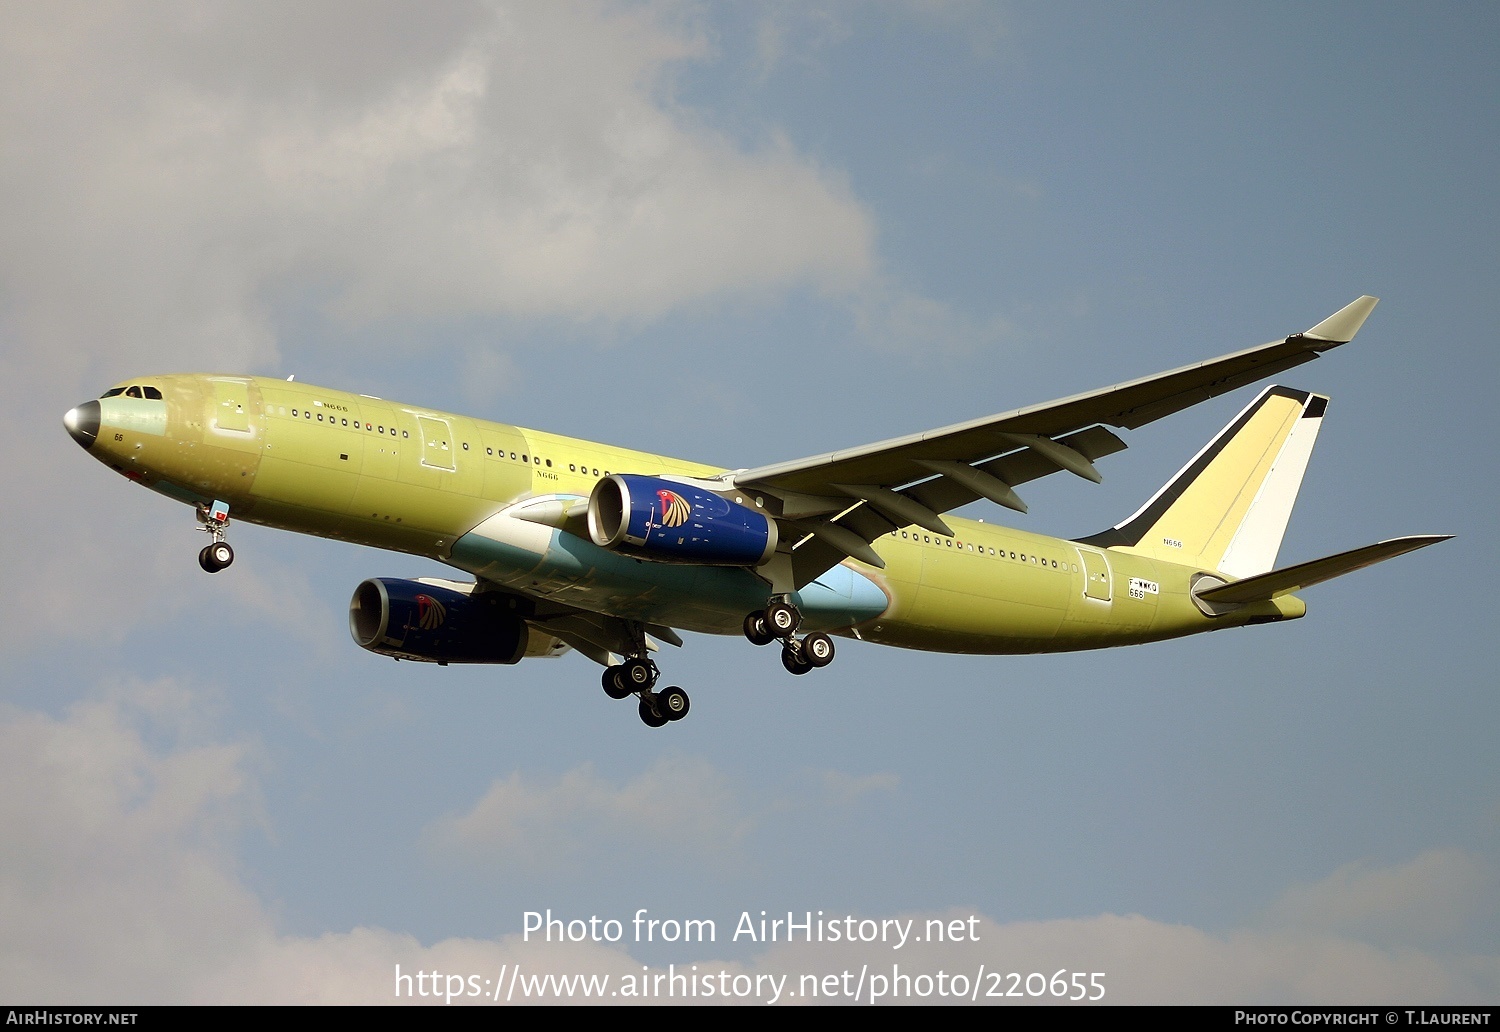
left=198, top=542, right=234, bottom=573
left=620, top=657, right=656, bottom=691
left=781, top=642, right=813, bottom=675
left=657, top=685, right=690, bottom=721
left=764, top=599, right=801, bottom=636
left=802, top=632, right=835, bottom=668
left=602, top=667, right=632, bottom=700
left=743, top=612, right=775, bottom=646
left=638, top=696, right=669, bottom=728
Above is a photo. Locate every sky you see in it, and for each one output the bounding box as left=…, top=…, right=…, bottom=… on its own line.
left=2, top=0, right=1497, bottom=1006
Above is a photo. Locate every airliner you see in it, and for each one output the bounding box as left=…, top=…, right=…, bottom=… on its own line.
left=63, top=296, right=1447, bottom=727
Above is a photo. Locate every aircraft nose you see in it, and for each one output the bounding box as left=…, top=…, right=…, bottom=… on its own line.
left=63, top=400, right=100, bottom=449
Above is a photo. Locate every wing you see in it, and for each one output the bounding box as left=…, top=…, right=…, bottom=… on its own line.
left=728, top=296, right=1379, bottom=587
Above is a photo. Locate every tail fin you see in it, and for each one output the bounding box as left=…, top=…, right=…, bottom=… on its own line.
left=1080, top=385, right=1325, bottom=576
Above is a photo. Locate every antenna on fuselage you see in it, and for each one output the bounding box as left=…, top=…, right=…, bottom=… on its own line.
left=286, top=375, right=295, bottom=381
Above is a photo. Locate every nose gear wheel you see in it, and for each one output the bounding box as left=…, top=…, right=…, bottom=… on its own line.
left=198, top=542, right=234, bottom=573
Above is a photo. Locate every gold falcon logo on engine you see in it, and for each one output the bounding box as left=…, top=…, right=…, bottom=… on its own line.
left=657, top=489, right=691, bottom=528
left=415, top=594, right=446, bottom=630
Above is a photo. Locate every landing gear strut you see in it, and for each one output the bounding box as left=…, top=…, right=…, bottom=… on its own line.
left=745, top=596, right=835, bottom=675
left=195, top=499, right=234, bottom=573
left=599, top=629, right=691, bottom=728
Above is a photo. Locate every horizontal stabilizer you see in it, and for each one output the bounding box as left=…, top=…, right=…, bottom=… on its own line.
left=1194, top=535, right=1452, bottom=604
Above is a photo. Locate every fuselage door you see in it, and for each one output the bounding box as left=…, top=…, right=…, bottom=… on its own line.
left=418, top=415, right=456, bottom=471
left=211, top=380, right=251, bottom=433
left=1077, top=546, right=1112, bottom=602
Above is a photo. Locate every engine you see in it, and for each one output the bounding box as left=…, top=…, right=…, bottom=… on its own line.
left=349, top=578, right=529, bottom=664
left=587, top=474, right=777, bottom=567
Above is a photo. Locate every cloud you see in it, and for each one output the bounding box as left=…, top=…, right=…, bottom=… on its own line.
left=900, top=0, right=1011, bottom=60
left=427, top=755, right=753, bottom=870
left=0, top=686, right=267, bottom=1003
left=745, top=1, right=1008, bottom=81
left=192, top=910, right=1500, bottom=1004
left=1260, top=850, right=1496, bottom=950
left=0, top=0, right=874, bottom=380
left=816, top=769, right=899, bottom=806
left=851, top=280, right=1016, bottom=358
left=2, top=689, right=1494, bottom=1004
left=425, top=758, right=904, bottom=874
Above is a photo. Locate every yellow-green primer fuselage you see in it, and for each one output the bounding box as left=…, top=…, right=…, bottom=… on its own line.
left=73, top=373, right=1301, bottom=656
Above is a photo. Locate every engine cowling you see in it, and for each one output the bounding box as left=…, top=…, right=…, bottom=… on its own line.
left=588, top=474, right=777, bottom=567
left=349, top=578, right=528, bottom=664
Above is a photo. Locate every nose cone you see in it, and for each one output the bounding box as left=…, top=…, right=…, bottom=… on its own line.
left=63, top=400, right=100, bottom=449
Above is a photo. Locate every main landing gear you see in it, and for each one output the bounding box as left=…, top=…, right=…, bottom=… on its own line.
left=601, top=655, right=691, bottom=729
left=195, top=499, right=235, bottom=573
left=743, top=596, right=835, bottom=676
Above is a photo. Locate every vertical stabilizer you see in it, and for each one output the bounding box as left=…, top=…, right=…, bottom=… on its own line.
left=1079, top=386, right=1326, bottom=576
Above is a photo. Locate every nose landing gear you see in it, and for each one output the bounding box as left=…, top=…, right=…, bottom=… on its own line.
left=198, top=541, right=235, bottom=573
left=195, top=500, right=235, bottom=573
left=744, top=596, right=836, bottom=676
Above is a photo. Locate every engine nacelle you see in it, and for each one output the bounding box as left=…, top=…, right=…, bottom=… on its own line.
left=349, top=578, right=529, bottom=664
left=588, top=474, right=778, bottom=567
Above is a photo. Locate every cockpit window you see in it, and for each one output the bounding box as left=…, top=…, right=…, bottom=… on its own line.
left=101, top=384, right=163, bottom=400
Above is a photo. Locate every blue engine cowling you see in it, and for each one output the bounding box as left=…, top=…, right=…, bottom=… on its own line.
left=349, top=578, right=528, bottom=664
left=588, top=474, right=778, bottom=567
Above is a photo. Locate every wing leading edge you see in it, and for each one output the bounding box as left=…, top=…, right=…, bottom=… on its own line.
left=727, top=297, right=1380, bottom=587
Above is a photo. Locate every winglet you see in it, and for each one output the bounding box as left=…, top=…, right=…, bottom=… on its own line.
left=1302, top=295, right=1379, bottom=344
